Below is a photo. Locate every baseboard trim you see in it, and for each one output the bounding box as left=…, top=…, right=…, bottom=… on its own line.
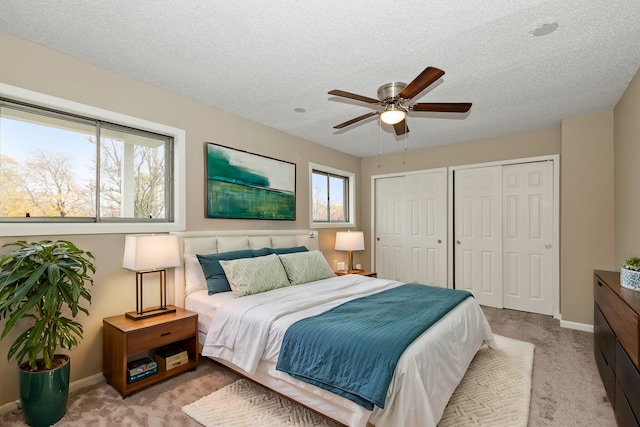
left=0, top=371, right=105, bottom=416
left=560, top=318, right=594, bottom=333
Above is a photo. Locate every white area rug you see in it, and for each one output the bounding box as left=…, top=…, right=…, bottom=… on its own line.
left=182, top=334, right=534, bottom=427
left=438, top=334, right=534, bottom=426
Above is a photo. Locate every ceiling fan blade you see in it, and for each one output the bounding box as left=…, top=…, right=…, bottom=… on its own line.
left=398, top=67, right=445, bottom=100
left=411, top=102, right=472, bottom=113
left=393, top=120, right=409, bottom=135
left=328, top=90, right=379, bottom=104
left=333, top=111, right=378, bottom=129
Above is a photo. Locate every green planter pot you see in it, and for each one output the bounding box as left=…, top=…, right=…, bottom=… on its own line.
left=19, top=355, right=70, bottom=427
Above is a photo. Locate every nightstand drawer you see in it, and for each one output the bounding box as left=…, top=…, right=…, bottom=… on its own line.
left=128, top=318, right=195, bottom=354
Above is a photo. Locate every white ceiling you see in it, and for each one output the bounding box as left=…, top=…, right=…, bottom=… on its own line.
left=2, top=1, right=640, bottom=158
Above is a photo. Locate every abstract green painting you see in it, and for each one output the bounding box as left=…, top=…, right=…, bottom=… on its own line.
left=205, top=143, right=296, bottom=220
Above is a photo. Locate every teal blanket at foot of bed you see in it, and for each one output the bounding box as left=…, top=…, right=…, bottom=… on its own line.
left=275, top=283, right=472, bottom=410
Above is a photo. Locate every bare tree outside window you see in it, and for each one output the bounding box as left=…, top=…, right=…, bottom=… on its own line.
left=0, top=100, right=173, bottom=222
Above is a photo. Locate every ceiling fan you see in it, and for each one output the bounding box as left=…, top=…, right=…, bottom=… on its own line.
left=328, top=66, right=471, bottom=136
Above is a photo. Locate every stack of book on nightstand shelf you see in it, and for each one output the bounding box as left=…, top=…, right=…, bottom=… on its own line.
left=127, top=357, right=158, bottom=383
left=153, top=345, right=189, bottom=371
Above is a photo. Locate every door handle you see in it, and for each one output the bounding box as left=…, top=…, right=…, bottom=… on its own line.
left=456, top=240, right=461, bottom=245
left=545, top=244, right=552, bottom=249
left=377, top=237, right=380, bottom=241
left=438, top=240, right=442, bottom=244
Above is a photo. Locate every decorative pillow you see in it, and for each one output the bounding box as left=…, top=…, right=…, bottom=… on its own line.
left=251, top=247, right=272, bottom=258
left=184, top=254, right=207, bottom=295
left=278, top=250, right=336, bottom=285
left=219, top=254, right=290, bottom=297
left=196, top=249, right=254, bottom=295
left=270, top=246, right=308, bottom=255
left=251, top=246, right=308, bottom=258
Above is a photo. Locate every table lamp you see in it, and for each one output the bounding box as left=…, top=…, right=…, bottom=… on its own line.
left=335, top=230, right=365, bottom=273
left=122, top=234, right=180, bottom=320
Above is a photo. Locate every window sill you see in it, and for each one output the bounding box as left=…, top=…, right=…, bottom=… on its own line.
left=311, top=222, right=355, bottom=229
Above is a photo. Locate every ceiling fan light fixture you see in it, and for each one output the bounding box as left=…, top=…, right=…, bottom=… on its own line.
left=380, top=105, right=407, bottom=125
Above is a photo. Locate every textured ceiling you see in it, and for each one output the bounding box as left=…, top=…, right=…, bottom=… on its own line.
left=2, top=1, right=640, bottom=158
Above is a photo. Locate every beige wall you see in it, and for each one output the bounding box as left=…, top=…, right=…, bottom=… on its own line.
left=560, top=112, right=615, bottom=324
left=0, top=33, right=361, bottom=405
left=615, top=67, right=640, bottom=266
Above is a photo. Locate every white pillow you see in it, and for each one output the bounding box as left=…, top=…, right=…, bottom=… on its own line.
left=278, top=250, right=336, bottom=285
left=219, top=254, right=290, bottom=297
left=184, top=254, right=208, bottom=295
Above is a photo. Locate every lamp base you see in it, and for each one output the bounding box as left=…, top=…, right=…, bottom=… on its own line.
left=126, top=304, right=177, bottom=321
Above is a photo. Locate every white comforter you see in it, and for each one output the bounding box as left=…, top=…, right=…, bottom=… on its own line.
left=200, top=275, right=495, bottom=427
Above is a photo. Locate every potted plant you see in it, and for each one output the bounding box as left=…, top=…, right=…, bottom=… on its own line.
left=0, top=240, right=95, bottom=427
left=621, top=256, right=640, bottom=291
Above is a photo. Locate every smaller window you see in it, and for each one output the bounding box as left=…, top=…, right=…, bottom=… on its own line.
left=309, top=163, right=355, bottom=228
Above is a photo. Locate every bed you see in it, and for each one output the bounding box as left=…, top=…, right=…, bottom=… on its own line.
left=171, top=230, right=495, bottom=427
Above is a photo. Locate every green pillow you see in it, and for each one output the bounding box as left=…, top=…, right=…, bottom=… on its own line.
left=278, top=250, right=336, bottom=285
left=219, top=254, right=290, bottom=297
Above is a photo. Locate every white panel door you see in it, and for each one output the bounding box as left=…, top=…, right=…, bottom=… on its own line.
left=405, top=172, right=447, bottom=286
left=453, top=166, right=503, bottom=308
left=502, top=161, right=554, bottom=315
left=375, top=176, right=405, bottom=281
left=375, top=171, right=446, bottom=285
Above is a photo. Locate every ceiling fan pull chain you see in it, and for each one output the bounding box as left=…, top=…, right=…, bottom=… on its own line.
left=378, top=116, right=383, bottom=155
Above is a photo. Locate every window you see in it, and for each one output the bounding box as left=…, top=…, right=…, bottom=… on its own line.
left=309, top=163, right=355, bottom=228
left=0, top=83, right=185, bottom=236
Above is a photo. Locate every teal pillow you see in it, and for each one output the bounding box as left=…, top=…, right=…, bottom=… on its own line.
left=251, top=247, right=272, bottom=258
left=271, top=246, right=308, bottom=255
left=251, top=246, right=308, bottom=258
left=197, top=250, right=254, bottom=295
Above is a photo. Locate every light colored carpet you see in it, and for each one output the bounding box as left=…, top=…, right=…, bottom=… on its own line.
left=183, top=334, right=533, bottom=427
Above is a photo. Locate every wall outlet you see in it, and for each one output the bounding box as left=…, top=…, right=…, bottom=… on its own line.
left=355, top=264, right=362, bottom=270
left=337, top=262, right=346, bottom=271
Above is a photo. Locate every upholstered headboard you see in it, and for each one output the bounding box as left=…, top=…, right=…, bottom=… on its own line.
left=170, top=230, right=318, bottom=307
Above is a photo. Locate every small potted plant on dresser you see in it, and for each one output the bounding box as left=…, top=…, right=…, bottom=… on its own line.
left=621, top=256, right=640, bottom=291
left=0, top=240, right=95, bottom=427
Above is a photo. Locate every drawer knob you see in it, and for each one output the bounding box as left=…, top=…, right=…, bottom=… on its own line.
left=160, top=332, right=171, bottom=337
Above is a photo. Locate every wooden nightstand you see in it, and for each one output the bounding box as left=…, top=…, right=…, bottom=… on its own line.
left=335, top=271, right=377, bottom=278
left=103, top=306, right=199, bottom=397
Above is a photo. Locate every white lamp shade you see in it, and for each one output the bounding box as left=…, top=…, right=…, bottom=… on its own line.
left=335, top=231, right=365, bottom=251
left=123, top=234, right=180, bottom=271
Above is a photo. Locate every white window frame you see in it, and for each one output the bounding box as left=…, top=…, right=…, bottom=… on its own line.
left=0, top=82, right=186, bottom=236
left=309, top=162, right=355, bottom=229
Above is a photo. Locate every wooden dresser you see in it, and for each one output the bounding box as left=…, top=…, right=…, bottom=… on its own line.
left=594, top=270, right=640, bottom=427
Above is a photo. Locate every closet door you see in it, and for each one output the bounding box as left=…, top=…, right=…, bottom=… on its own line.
left=453, top=166, right=503, bottom=308
left=405, top=172, right=446, bottom=286
left=375, top=176, right=406, bottom=281
left=452, top=160, right=555, bottom=314
left=375, top=171, right=447, bottom=285
left=502, top=161, right=554, bottom=315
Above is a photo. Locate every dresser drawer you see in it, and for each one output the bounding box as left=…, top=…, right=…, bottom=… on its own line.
left=595, top=277, right=639, bottom=367
left=615, top=381, right=640, bottom=427
left=617, top=340, right=640, bottom=423
left=128, top=317, right=195, bottom=354
left=595, top=340, right=616, bottom=405
left=595, top=303, right=616, bottom=370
